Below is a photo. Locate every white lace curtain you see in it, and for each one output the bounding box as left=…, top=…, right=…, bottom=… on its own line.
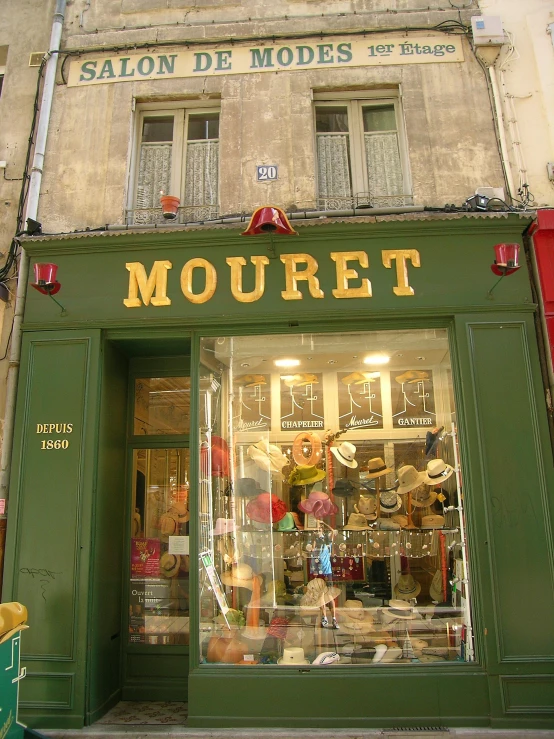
left=364, top=132, right=403, bottom=197
left=184, top=141, right=219, bottom=207
left=316, top=134, right=352, bottom=199
left=135, top=143, right=172, bottom=209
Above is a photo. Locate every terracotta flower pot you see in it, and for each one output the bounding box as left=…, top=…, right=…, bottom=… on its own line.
left=160, top=194, right=180, bottom=220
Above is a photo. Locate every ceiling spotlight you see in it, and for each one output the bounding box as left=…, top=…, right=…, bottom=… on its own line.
left=363, top=354, right=390, bottom=365
left=274, top=358, right=300, bottom=368
left=240, top=363, right=250, bottom=368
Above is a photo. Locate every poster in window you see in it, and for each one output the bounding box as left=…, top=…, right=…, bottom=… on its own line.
left=337, top=371, right=383, bottom=430
left=131, top=538, right=160, bottom=577
left=233, top=373, right=271, bottom=432
left=391, top=369, right=436, bottom=428
left=280, top=373, right=324, bottom=430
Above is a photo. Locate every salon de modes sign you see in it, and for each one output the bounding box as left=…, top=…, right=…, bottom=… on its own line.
left=67, top=35, right=464, bottom=87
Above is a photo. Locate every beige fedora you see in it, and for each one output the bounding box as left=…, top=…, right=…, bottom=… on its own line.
left=160, top=552, right=181, bottom=578
left=396, top=465, right=426, bottom=495
left=423, top=458, right=455, bottom=485
left=343, top=512, right=370, bottom=531
left=381, top=599, right=416, bottom=623
left=364, top=457, right=394, bottom=479
left=410, top=488, right=438, bottom=508
left=394, top=573, right=422, bottom=601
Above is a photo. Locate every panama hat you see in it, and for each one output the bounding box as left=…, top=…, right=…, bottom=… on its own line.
left=236, top=477, right=262, bottom=497
left=247, top=439, right=288, bottom=474
left=221, top=563, right=258, bottom=590
left=246, top=493, right=287, bottom=524
left=421, top=514, right=445, bottom=529
left=331, top=442, right=358, bottom=469
left=212, top=518, right=236, bottom=535
left=379, top=490, right=402, bottom=514
left=410, top=488, right=438, bottom=508
left=298, top=491, right=338, bottom=519
left=300, top=577, right=340, bottom=608
left=381, top=599, right=416, bottom=623
left=396, top=465, right=426, bottom=495
left=277, top=647, right=310, bottom=665
left=343, top=512, right=370, bottom=530
left=288, top=464, right=326, bottom=487
left=364, top=457, right=394, bottom=479
left=394, top=573, right=422, bottom=601
left=423, top=458, right=455, bottom=485
left=160, top=552, right=181, bottom=578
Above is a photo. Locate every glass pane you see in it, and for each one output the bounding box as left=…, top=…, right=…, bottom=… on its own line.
left=129, top=448, right=190, bottom=645
left=188, top=113, right=220, bottom=141
left=198, top=330, right=474, bottom=666
left=142, top=116, right=174, bottom=142
left=134, top=377, right=190, bottom=435
left=363, top=105, right=397, bottom=132
left=315, top=107, right=349, bottom=133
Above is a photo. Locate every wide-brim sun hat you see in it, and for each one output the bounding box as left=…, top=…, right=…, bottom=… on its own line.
left=396, top=465, right=427, bottom=495
left=300, top=577, right=341, bottom=608
left=381, top=599, right=416, bottom=622
left=221, top=563, right=258, bottom=590
left=423, top=458, right=455, bottom=485
left=246, top=492, right=287, bottom=523
left=364, top=457, right=394, bottom=479
left=247, top=439, right=288, bottom=474
left=331, top=442, right=358, bottom=469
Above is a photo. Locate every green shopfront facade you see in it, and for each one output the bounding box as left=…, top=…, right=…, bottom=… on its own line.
left=3, top=214, right=554, bottom=730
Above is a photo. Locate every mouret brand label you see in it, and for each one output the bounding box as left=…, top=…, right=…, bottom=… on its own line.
left=67, top=36, right=463, bottom=87
left=123, top=250, right=420, bottom=308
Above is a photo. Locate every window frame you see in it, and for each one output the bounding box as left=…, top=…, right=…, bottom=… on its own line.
left=313, top=90, right=412, bottom=208
left=127, top=101, right=221, bottom=220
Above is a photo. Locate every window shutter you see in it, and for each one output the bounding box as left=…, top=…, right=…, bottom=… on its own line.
left=184, top=140, right=219, bottom=221
left=364, top=132, right=405, bottom=206
left=316, top=134, right=352, bottom=208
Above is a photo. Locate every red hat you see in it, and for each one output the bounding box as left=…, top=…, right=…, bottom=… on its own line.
left=246, top=493, right=287, bottom=524
left=201, top=435, right=230, bottom=478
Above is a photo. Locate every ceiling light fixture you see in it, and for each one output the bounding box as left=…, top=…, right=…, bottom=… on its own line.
left=363, top=354, right=390, bottom=365
left=274, top=358, right=300, bottom=368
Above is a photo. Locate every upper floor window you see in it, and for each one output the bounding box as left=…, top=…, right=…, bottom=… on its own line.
left=130, top=105, right=220, bottom=225
left=314, top=93, right=412, bottom=211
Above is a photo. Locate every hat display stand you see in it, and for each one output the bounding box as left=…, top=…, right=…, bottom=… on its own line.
left=404, top=489, right=418, bottom=530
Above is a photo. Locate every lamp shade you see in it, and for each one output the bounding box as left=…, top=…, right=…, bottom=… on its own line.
left=31, top=262, right=61, bottom=295
left=491, top=243, right=520, bottom=276
left=241, top=206, right=297, bottom=236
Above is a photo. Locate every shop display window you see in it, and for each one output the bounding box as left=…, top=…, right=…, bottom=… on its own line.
left=197, top=329, right=474, bottom=666
left=134, top=376, right=190, bottom=435
left=128, top=448, right=190, bottom=644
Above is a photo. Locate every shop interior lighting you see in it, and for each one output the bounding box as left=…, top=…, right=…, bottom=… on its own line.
left=363, top=354, right=390, bottom=365
left=274, top=358, right=300, bottom=367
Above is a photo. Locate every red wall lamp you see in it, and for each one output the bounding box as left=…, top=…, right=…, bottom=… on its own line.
left=31, top=262, right=67, bottom=315
left=488, top=243, right=521, bottom=298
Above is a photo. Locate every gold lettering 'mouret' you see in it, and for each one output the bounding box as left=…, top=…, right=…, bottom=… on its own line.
left=181, top=258, right=217, bottom=304
left=123, top=261, right=172, bottom=307
left=382, top=249, right=420, bottom=295
left=226, top=255, right=270, bottom=303
left=330, top=251, right=372, bottom=298
left=280, top=253, right=324, bottom=300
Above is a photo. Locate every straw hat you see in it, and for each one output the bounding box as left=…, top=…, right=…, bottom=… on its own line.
left=379, top=490, right=402, bottom=514
left=423, top=458, right=455, bottom=485
left=246, top=493, right=287, bottom=524
left=277, top=647, right=310, bottom=665
left=340, top=601, right=374, bottom=635
left=410, top=488, right=438, bottom=508
left=288, top=464, right=326, bottom=487
left=396, top=465, right=426, bottom=495
left=221, top=563, right=258, bottom=590
left=394, top=574, right=422, bottom=601
left=331, top=441, right=358, bottom=469
left=300, top=577, right=340, bottom=608
left=429, top=569, right=444, bottom=603
left=160, top=552, right=181, bottom=578
left=391, top=514, right=409, bottom=528
left=247, top=439, right=288, bottom=473
left=356, top=495, right=377, bottom=516
left=381, top=599, right=416, bottom=622
left=299, top=491, right=338, bottom=519
left=421, top=514, right=445, bottom=529
left=364, top=457, right=394, bottom=479
left=343, top=512, right=370, bottom=531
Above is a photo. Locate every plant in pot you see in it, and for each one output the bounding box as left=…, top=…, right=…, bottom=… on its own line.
left=160, top=190, right=180, bottom=220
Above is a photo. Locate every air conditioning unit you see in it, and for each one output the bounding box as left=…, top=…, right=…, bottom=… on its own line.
left=471, top=16, right=505, bottom=46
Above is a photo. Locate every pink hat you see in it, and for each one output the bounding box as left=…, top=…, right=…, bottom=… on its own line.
left=298, top=491, right=338, bottom=519
left=246, top=493, right=287, bottom=524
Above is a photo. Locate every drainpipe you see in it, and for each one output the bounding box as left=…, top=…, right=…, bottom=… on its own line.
left=488, top=63, right=516, bottom=202
left=0, top=0, right=67, bottom=596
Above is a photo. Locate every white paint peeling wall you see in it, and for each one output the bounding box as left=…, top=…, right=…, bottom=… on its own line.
left=478, top=0, right=554, bottom=207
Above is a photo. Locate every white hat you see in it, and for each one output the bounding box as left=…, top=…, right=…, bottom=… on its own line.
left=423, top=458, right=455, bottom=485
left=379, top=490, right=402, bottom=514
left=331, top=442, right=358, bottom=469
left=277, top=647, right=310, bottom=665
left=247, top=439, right=288, bottom=474
left=396, top=465, right=426, bottom=495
